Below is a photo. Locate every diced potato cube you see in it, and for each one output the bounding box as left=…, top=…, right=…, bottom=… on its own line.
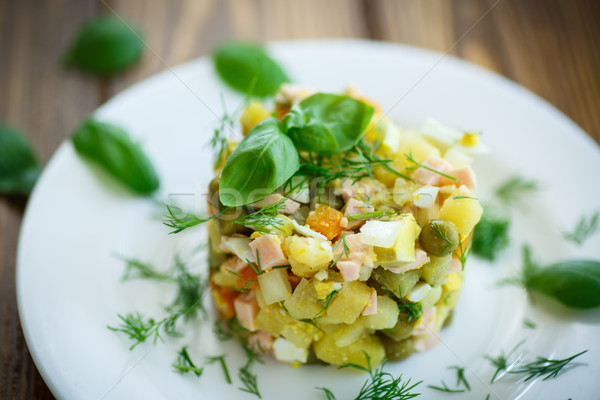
left=397, top=134, right=441, bottom=164
left=321, top=323, right=365, bottom=347
left=314, top=333, right=385, bottom=369
left=255, top=303, right=295, bottom=337
left=420, top=286, right=442, bottom=309
left=392, top=178, right=412, bottom=207
left=421, top=255, right=452, bottom=286
left=361, top=296, right=399, bottom=330
left=382, top=336, right=414, bottom=361
left=382, top=312, right=415, bottom=341
left=374, top=214, right=420, bottom=265
left=439, top=195, right=482, bottom=237
left=326, top=281, right=372, bottom=324
left=240, top=101, right=271, bottom=135
left=372, top=268, right=421, bottom=299
left=258, top=268, right=292, bottom=305
left=285, top=236, right=333, bottom=278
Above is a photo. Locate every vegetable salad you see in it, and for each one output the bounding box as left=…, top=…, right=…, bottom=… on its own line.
left=208, top=84, right=485, bottom=369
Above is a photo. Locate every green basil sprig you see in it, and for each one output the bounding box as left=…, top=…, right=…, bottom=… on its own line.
left=0, top=124, right=41, bottom=195
left=64, top=16, right=143, bottom=75
left=72, top=119, right=159, bottom=195
left=507, top=246, right=600, bottom=309
left=219, top=117, right=299, bottom=207
left=283, top=93, right=375, bottom=153
left=213, top=41, right=290, bottom=97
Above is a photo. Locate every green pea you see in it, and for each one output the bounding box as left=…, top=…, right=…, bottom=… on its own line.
left=420, top=220, right=459, bottom=257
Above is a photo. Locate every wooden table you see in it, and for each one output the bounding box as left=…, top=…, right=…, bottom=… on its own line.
left=1, top=0, right=598, bottom=398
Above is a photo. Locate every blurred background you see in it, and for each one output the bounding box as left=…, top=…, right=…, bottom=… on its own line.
left=1, top=0, right=599, bottom=398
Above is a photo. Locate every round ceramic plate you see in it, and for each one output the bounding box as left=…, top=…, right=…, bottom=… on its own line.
left=17, top=40, right=600, bottom=400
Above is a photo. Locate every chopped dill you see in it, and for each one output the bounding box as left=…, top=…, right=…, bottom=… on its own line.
left=163, top=202, right=224, bottom=234
left=494, top=175, right=540, bottom=207
left=483, top=339, right=525, bottom=383
left=508, top=350, right=588, bottom=382
left=448, top=365, right=470, bottom=391
left=347, top=211, right=399, bottom=221
left=453, top=236, right=472, bottom=271
left=236, top=198, right=286, bottom=234
left=427, top=380, right=465, bottom=393
left=300, top=290, right=338, bottom=321
left=172, top=346, right=203, bottom=377
left=107, top=312, right=182, bottom=350
left=213, top=318, right=233, bottom=341
left=522, top=318, right=536, bottom=329
left=227, top=269, right=258, bottom=292
left=563, top=211, right=599, bottom=246
left=397, top=301, right=423, bottom=323
left=431, top=221, right=458, bottom=255
left=329, top=233, right=350, bottom=269
left=206, top=354, right=232, bottom=384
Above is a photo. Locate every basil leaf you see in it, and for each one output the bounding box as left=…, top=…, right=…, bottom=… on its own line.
left=0, top=124, right=41, bottom=195
left=72, top=119, right=159, bottom=195
left=283, top=93, right=375, bottom=153
left=526, top=260, right=600, bottom=309
left=64, top=16, right=143, bottom=75
left=219, top=117, right=299, bottom=207
left=213, top=41, right=290, bottom=97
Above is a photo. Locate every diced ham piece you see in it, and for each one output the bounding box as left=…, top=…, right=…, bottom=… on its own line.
left=447, top=257, right=462, bottom=275
left=249, top=234, right=288, bottom=270
left=337, top=260, right=362, bottom=281
left=234, top=292, right=260, bottom=331
left=411, top=154, right=453, bottom=186
left=413, top=306, right=436, bottom=336
left=413, top=333, right=442, bottom=352
left=248, top=330, right=275, bottom=354
left=440, top=165, right=477, bottom=189
left=362, top=288, right=378, bottom=316
left=344, top=198, right=375, bottom=229
left=249, top=194, right=300, bottom=215
left=386, top=249, right=430, bottom=274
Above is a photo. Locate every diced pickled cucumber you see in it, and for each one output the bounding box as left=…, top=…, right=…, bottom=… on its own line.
left=255, top=303, right=295, bottom=337
left=361, top=296, right=399, bottom=330
left=420, top=286, right=442, bottom=309
left=372, top=268, right=420, bottom=299
left=280, top=321, right=323, bottom=348
left=326, top=281, right=372, bottom=324
left=283, top=279, right=322, bottom=320
left=381, top=312, right=415, bottom=341
left=420, top=255, right=452, bottom=286
left=381, top=336, right=414, bottom=361
left=314, top=333, right=385, bottom=368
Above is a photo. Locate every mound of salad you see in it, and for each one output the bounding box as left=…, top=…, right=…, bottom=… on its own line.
left=207, top=84, right=485, bottom=369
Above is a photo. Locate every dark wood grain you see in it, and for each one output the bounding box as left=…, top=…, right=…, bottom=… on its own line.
left=1, top=1, right=599, bottom=398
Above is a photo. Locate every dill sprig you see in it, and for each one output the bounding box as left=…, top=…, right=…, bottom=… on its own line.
left=316, top=387, right=337, bottom=400
left=404, top=152, right=457, bottom=181
left=431, top=221, right=458, bottom=256
left=329, top=233, right=350, bottom=269
left=426, top=380, right=464, bottom=393
left=213, top=318, right=233, bottom=341
left=333, top=355, right=422, bottom=400
left=563, top=211, right=599, bottom=246
left=523, top=318, right=536, bottom=329
left=472, top=208, right=510, bottom=261
left=494, top=175, right=540, bottom=207
left=206, top=354, right=232, bottom=384
left=448, top=365, right=471, bottom=391
left=209, top=95, right=240, bottom=164
left=107, top=312, right=182, bottom=350
left=507, top=350, right=588, bottom=382
left=397, top=301, right=422, bottom=323
left=163, top=202, right=223, bottom=234
left=236, top=198, right=286, bottom=234
left=227, top=269, right=258, bottom=292
left=118, top=255, right=172, bottom=281
left=483, top=340, right=525, bottom=383
left=172, top=346, right=203, bottom=377
left=300, top=290, right=338, bottom=322
left=453, top=236, right=472, bottom=271
left=347, top=211, right=399, bottom=221
left=167, top=254, right=208, bottom=320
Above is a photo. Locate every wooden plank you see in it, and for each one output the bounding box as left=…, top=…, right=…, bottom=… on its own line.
left=370, top=0, right=600, bottom=144
left=0, top=1, right=99, bottom=398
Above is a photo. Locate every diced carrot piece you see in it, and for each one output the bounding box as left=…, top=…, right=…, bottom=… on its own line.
left=287, top=271, right=302, bottom=290
left=306, top=204, right=344, bottom=240
left=452, top=232, right=473, bottom=260
left=211, top=285, right=238, bottom=320
left=237, top=264, right=260, bottom=291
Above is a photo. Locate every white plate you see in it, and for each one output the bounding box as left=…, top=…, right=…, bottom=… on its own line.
left=17, top=40, right=600, bottom=400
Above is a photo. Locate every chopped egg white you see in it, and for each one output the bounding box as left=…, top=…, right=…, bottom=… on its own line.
left=272, top=338, right=308, bottom=364
left=407, top=282, right=433, bottom=302
left=413, top=185, right=439, bottom=208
